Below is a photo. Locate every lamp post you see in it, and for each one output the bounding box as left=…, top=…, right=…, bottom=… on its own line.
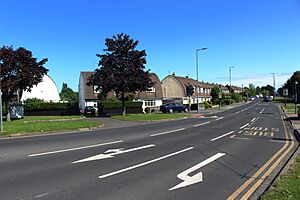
left=271, top=73, right=275, bottom=98
left=229, top=66, right=234, bottom=93
left=196, top=48, right=207, bottom=114
left=0, top=65, right=3, bottom=132
left=295, top=81, right=298, bottom=114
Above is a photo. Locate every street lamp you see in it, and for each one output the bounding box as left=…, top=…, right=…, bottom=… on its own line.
left=295, top=81, right=298, bottom=114
left=0, top=64, right=3, bottom=132
left=271, top=73, right=275, bottom=98
left=229, top=66, right=234, bottom=93
left=196, top=48, right=207, bottom=114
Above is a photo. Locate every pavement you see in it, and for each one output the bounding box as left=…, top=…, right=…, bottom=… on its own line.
left=0, top=100, right=297, bottom=200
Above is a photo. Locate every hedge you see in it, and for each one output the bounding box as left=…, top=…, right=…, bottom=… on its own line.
left=24, top=102, right=77, bottom=111
left=99, top=101, right=142, bottom=109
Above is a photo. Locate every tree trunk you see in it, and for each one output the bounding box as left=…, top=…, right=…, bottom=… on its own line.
left=5, top=101, right=11, bottom=122
left=121, top=92, right=126, bottom=116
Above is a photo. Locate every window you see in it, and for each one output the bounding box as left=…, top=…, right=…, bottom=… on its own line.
left=146, top=87, right=155, bottom=93
left=93, top=85, right=101, bottom=94
left=145, top=100, right=156, bottom=107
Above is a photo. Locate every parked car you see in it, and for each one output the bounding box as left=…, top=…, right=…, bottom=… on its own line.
left=263, top=96, right=271, bottom=102
left=160, top=103, right=189, bottom=113
left=84, top=106, right=96, bottom=116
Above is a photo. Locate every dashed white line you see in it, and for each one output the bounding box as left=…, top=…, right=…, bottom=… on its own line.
left=215, top=117, right=224, bottom=121
left=240, top=123, right=250, bottom=129
left=251, top=117, right=256, bottom=122
left=99, top=147, right=194, bottom=179
left=210, top=131, right=234, bottom=142
left=28, top=140, right=123, bottom=157
left=260, top=108, right=265, bottom=114
left=150, top=128, right=185, bottom=137
left=193, top=122, right=210, bottom=127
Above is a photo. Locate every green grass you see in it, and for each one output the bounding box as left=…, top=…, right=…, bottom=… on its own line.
left=261, top=155, right=300, bottom=200
left=282, top=103, right=299, bottom=114
left=22, top=115, right=83, bottom=121
left=111, top=113, right=189, bottom=121
left=0, top=117, right=101, bottom=136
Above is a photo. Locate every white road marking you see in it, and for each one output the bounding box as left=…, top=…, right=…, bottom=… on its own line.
left=72, top=144, right=155, bottom=163
left=251, top=117, right=256, bottom=122
left=240, top=123, right=250, bottom=129
left=150, top=128, right=185, bottom=137
left=230, top=135, right=236, bottom=138
left=193, top=122, right=210, bottom=127
left=215, top=117, right=224, bottom=121
left=210, top=131, right=234, bottom=142
left=260, top=108, right=265, bottom=114
left=169, top=153, right=226, bottom=191
left=99, top=147, right=194, bottom=179
left=28, top=140, right=123, bottom=157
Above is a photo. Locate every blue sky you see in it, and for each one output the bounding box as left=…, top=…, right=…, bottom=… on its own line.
left=1, top=0, right=300, bottom=91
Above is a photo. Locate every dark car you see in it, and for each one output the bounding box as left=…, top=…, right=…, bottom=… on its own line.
left=160, top=103, right=189, bottom=113
left=263, top=96, right=271, bottom=102
left=84, top=106, right=96, bottom=116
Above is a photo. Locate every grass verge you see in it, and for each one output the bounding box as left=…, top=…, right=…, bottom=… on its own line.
left=22, top=115, right=83, bottom=121
left=261, top=155, right=300, bottom=200
left=111, top=113, right=189, bottom=121
left=0, top=116, right=101, bottom=136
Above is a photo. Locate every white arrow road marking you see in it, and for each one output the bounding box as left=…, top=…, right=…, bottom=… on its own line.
left=193, top=121, right=210, bottom=127
left=210, top=131, right=234, bottom=142
left=150, top=128, right=185, bottom=137
left=72, top=144, right=155, bottom=163
left=99, top=147, right=194, bottom=179
left=28, top=140, right=123, bottom=157
left=169, top=153, right=226, bottom=191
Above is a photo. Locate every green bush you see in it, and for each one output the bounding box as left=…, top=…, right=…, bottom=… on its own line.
left=203, top=101, right=212, bottom=109
left=224, top=99, right=235, bottom=105
left=24, top=102, right=78, bottom=111
left=231, top=93, right=243, bottom=102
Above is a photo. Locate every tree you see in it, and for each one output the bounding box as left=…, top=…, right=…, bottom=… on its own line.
left=0, top=46, right=48, bottom=121
left=283, top=71, right=300, bottom=98
left=210, top=86, right=221, bottom=105
left=59, top=83, right=78, bottom=102
left=261, top=85, right=275, bottom=96
left=248, top=84, right=257, bottom=96
left=88, top=33, right=154, bottom=116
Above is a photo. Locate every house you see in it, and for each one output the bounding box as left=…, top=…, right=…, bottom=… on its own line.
left=78, top=71, right=163, bottom=112
left=20, top=74, right=60, bottom=102
left=161, top=74, right=213, bottom=105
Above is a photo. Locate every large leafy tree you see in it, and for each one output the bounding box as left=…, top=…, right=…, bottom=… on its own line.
left=210, top=86, right=221, bottom=105
left=88, top=33, right=154, bottom=116
left=59, top=83, right=78, bottom=102
left=0, top=46, right=48, bottom=121
left=283, top=71, right=300, bottom=99
left=261, top=85, right=275, bottom=96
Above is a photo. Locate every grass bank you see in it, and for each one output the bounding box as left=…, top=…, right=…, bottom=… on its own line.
left=261, top=155, right=300, bottom=200
left=111, top=113, right=189, bottom=121
left=0, top=116, right=102, bottom=136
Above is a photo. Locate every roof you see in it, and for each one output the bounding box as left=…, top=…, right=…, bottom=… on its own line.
left=170, top=75, right=216, bottom=89
left=80, top=71, right=163, bottom=100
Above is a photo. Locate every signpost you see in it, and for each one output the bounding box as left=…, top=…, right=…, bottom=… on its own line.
left=283, top=88, right=288, bottom=107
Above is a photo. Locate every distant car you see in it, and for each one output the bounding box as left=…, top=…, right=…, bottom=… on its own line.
left=84, top=106, right=96, bottom=116
left=263, top=96, right=271, bottom=102
left=249, top=96, right=255, bottom=101
left=160, top=103, right=189, bottom=113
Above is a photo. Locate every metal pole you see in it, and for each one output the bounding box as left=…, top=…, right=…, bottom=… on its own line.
left=196, top=49, right=199, bottom=114
left=295, top=82, right=298, bottom=114
left=0, top=65, right=3, bottom=131
left=229, top=66, right=234, bottom=93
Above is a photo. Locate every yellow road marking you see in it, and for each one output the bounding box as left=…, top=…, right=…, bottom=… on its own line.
left=227, top=117, right=292, bottom=199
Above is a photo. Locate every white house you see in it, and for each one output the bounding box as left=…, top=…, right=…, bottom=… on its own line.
left=20, top=74, right=60, bottom=102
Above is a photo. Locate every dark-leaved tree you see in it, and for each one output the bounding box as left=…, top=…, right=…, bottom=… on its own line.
left=88, top=33, right=154, bottom=116
left=0, top=46, right=48, bottom=121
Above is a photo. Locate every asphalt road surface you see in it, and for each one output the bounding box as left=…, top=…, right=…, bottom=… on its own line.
left=0, top=101, right=297, bottom=200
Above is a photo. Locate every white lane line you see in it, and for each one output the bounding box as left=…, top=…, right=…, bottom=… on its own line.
left=240, top=123, right=250, bottom=129
left=251, top=117, right=256, bottom=122
left=28, top=140, right=123, bottom=157
left=193, top=122, right=210, bottom=127
left=210, top=131, right=234, bottom=142
left=150, top=128, right=185, bottom=137
left=99, top=147, right=194, bottom=179
left=215, top=117, right=224, bottom=121
left=260, top=108, right=265, bottom=114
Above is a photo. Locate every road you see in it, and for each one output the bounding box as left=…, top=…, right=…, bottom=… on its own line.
left=0, top=101, right=297, bottom=200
